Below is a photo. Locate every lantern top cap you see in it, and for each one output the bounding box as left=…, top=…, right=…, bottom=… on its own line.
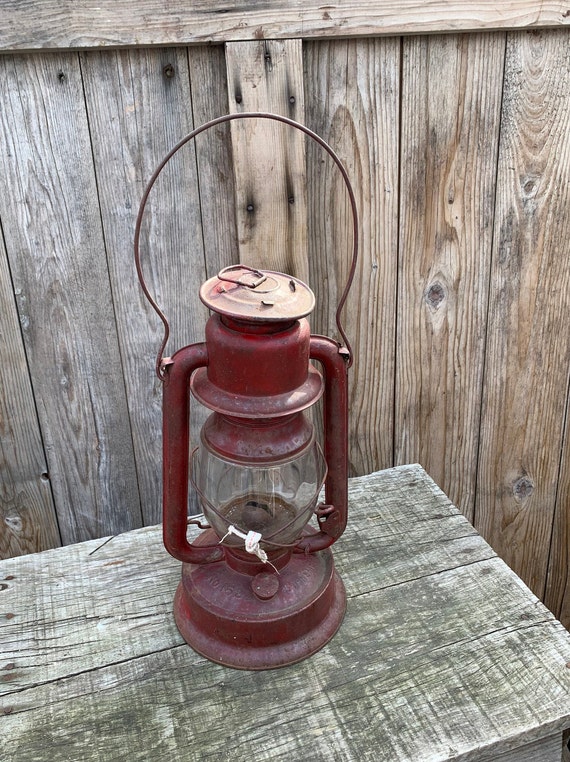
left=200, top=265, right=315, bottom=322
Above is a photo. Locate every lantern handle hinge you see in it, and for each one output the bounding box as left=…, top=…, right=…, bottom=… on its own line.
left=315, top=504, right=343, bottom=537
left=134, top=111, right=359, bottom=379
left=160, top=356, right=174, bottom=373
left=315, top=503, right=335, bottom=519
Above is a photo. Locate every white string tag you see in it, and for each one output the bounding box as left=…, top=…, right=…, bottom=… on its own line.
left=219, top=525, right=279, bottom=573
left=244, top=530, right=263, bottom=556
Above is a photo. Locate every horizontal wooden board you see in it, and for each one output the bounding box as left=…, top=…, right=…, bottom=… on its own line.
left=1, top=608, right=568, bottom=761
left=0, top=466, right=493, bottom=694
left=1, top=467, right=570, bottom=762
left=0, top=1, right=569, bottom=51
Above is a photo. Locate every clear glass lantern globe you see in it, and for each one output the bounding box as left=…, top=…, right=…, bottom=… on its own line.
left=191, top=440, right=327, bottom=548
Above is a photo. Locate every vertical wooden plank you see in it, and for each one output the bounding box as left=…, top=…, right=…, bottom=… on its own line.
left=188, top=45, right=237, bottom=277
left=304, top=38, right=400, bottom=475
left=0, top=232, right=60, bottom=557
left=225, top=39, right=309, bottom=282
left=475, top=29, right=570, bottom=597
left=546, top=396, right=570, bottom=628
left=81, top=47, right=211, bottom=525
left=395, top=33, right=505, bottom=520
left=0, top=52, right=141, bottom=544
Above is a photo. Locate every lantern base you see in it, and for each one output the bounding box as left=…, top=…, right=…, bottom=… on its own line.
left=173, top=530, right=346, bottom=670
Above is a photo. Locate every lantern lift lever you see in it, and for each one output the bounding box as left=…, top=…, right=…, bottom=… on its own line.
left=217, top=264, right=267, bottom=289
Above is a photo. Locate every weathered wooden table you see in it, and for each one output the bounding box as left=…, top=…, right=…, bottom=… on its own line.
left=2, top=465, right=570, bottom=761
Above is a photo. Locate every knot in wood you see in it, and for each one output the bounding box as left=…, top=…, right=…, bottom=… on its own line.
left=425, top=282, right=446, bottom=309
left=513, top=475, right=534, bottom=502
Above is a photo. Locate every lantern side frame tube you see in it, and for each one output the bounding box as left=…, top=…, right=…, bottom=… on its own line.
left=295, top=335, right=349, bottom=553
left=162, top=343, right=225, bottom=565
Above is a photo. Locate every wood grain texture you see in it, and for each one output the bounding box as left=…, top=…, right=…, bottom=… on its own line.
left=0, top=52, right=141, bottom=544
left=226, top=39, right=309, bottom=281
left=0, top=467, right=494, bottom=696
left=0, top=234, right=60, bottom=557
left=545, top=380, right=570, bottom=629
left=1, top=466, right=570, bottom=762
left=304, top=38, right=400, bottom=475
left=0, top=1, right=569, bottom=51
left=474, top=29, right=570, bottom=599
left=480, top=734, right=564, bottom=762
left=188, top=44, right=237, bottom=278
left=481, top=735, right=562, bottom=762
left=395, top=34, right=505, bottom=522
left=80, top=46, right=210, bottom=524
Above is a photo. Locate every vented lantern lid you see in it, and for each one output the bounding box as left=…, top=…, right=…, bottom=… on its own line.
left=199, top=265, right=315, bottom=322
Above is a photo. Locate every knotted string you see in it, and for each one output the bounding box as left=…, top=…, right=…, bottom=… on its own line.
left=219, top=525, right=279, bottom=573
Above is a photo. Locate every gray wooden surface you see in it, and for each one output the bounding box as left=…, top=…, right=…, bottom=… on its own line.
left=1, top=0, right=569, bottom=51
left=1, top=464, right=569, bottom=762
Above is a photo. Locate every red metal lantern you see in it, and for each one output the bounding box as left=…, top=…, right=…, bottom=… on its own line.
left=135, top=113, right=358, bottom=669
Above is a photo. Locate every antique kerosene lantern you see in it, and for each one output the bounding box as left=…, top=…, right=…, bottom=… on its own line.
left=135, top=113, right=358, bottom=669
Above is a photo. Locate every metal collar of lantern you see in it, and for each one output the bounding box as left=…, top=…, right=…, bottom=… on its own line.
left=135, top=112, right=358, bottom=670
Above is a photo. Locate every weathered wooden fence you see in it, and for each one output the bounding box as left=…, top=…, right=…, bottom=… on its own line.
left=1, top=2, right=570, bottom=628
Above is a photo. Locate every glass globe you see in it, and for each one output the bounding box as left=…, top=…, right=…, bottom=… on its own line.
left=191, top=440, right=327, bottom=547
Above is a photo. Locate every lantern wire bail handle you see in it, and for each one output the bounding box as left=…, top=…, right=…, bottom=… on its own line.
left=134, top=112, right=359, bottom=380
